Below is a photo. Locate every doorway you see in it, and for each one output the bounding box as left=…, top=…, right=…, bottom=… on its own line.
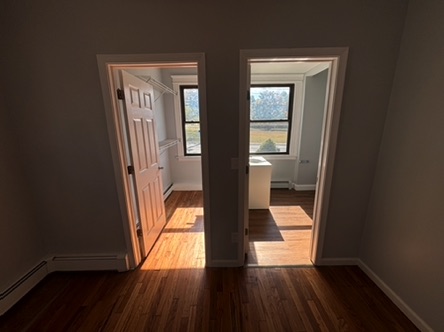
left=97, top=54, right=210, bottom=269
left=247, top=61, right=329, bottom=266
left=238, top=48, right=349, bottom=266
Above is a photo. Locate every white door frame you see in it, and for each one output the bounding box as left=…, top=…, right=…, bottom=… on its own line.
left=96, top=53, right=210, bottom=269
left=238, top=48, right=349, bottom=265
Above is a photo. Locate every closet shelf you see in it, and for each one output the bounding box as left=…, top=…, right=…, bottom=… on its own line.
left=159, top=139, right=179, bottom=153
left=136, top=75, right=177, bottom=102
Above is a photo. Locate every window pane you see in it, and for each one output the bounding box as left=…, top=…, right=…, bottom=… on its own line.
left=250, top=122, right=289, bottom=153
left=183, top=88, right=200, bottom=122
left=184, top=123, right=201, bottom=154
left=250, top=86, right=291, bottom=121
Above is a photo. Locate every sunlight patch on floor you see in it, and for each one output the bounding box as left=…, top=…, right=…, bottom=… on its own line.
left=269, top=205, right=312, bottom=226
left=247, top=199, right=314, bottom=267
left=140, top=207, right=205, bottom=270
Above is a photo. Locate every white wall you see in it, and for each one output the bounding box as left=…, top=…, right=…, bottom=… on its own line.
left=268, top=159, right=296, bottom=184
left=159, top=67, right=324, bottom=190
left=160, top=67, right=202, bottom=190
left=360, top=1, right=444, bottom=330
left=0, top=0, right=408, bottom=264
left=296, top=69, right=328, bottom=187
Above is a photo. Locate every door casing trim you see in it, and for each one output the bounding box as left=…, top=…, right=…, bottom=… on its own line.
left=97, top=53, right=210, bottom=269
left=238, top=48, right=349, bottom=265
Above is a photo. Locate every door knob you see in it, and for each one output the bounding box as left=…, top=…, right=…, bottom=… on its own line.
left=158, top=166, right=164, bottom=170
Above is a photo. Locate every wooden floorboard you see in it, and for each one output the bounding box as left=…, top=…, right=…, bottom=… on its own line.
left=0, top=191, right=418, bottom=331
left=247, top=189, right=315, bottom=266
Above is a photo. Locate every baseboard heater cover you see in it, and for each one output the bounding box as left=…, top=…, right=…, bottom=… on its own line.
left=293, top=183, right=316, bottom=191
left=172, top=183, right=203, bottom=191
left=0, top=253, right=129, bottom=316
left=163, top=183, right=174, bottom=200
left=271, top=180, right=292, bottom=189
left=0, top=261, right=49, bottom=315
left=49, top=254, right=129, bottom=272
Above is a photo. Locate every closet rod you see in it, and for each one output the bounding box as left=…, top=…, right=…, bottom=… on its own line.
left=137, top=75, right=177, bottom=96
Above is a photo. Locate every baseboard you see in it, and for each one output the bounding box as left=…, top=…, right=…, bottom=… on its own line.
left=163, top=183, right=174, bottom=201
left=315, top=257, right=358, bottom=266
left=47, top=253, right=129, bottom=272
left=271, top=181, right=291, bottom=189
left=293, top=184, right=316, bottom=191
left=357, top=259, right=432, bottom=332
left=0, top=261, right=49, bottom=316
left=0, top=253, right=129, bottom=316
left=173, top=183, right=202, bottom=191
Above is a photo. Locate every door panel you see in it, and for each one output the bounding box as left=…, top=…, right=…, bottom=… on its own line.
left=122, top=71, right=166, bottom=257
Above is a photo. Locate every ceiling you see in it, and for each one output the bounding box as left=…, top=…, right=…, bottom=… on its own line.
left=251, top=61, right=329, bottom=75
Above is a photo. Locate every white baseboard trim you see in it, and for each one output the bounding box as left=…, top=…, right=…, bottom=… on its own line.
left=0, top=261, right=49, bottom=316
left=315, top=257, right=359, bottom=266
left=173, top=183, right=202, bottom=191
left=293, top=184, right=316, bottom=191
left=163, top=184, right=174, bottom=201
left=357, top=259, right=432, bottom=332
left=47, top=253, right=129, bottom=272
left=0, top=253, right=130, bottom=316
left=271, top=181, right=291, bottom=189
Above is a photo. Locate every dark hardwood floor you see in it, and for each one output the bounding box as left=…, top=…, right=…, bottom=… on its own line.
left=0, top=191, right=418, bottom=331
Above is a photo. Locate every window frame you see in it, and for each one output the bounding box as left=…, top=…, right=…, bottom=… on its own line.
left=249, top=83, right=295, bottom=155
left=172, top=75, right=199, bottom=160
left=179, top=85, right=201, bottom=156
left=250, top=74, right=304, bottom=160
left=172, top=74, right=304, bottom=160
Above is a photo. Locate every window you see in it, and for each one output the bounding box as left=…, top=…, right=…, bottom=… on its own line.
left=172, top=75, right=300, bottom=159
left=180, top=86, right=201, bottom=155
left=172, top=75, right=199, bottom=159
left=249, top=84, right=294, bottom=154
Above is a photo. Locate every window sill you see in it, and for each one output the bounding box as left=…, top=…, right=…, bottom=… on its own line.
left=251, top=154, right=297, bottom=161
left=176, top=155, right=201, bottom=162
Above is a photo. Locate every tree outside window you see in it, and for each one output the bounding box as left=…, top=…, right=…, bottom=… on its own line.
left=250, top=84, right=294, bottom=154
left=179, top=83, right=294, bottom=156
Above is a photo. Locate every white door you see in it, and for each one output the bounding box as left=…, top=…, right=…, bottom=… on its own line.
left=122, top=71, right=166, bottom=257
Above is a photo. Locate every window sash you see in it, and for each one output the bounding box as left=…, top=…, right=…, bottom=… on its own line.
left=249, top=84, right=294, bottom=155
left=176, top=83, right=295, bottom=156
left=180, top=85, right=201, bottom=155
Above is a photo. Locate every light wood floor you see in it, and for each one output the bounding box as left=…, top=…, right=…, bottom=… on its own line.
left=247, top=189, right=315, bottom=266
left=0, top=191, right=419, bottom=331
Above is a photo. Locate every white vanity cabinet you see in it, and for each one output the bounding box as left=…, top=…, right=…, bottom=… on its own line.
left=248, top=156, right=272, bottom=209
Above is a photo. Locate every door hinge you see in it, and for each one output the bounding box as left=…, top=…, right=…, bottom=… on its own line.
left=247, top=90, right=250, bottom=101
left=127, top=165, right=134, bottom=175
left=246, top=165, right=249, bottom=175
left=117, top=88, right=125, bottom=100
left=245, top=228, right=249, bottom=236
left=136, top=228, right=143, bottom=237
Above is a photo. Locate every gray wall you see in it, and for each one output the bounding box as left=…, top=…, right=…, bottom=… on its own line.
left=0, top=1, right=407, bottom=265
left=0, top=92, right=45, bottom=290
left=360, top=1, right=444, bottom=330
left=296, top=69, right=328, bottom=186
